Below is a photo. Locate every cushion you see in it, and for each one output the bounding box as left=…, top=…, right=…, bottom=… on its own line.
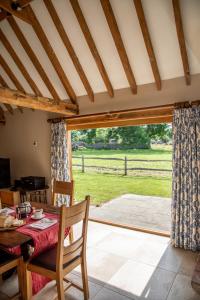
left=30, top=246, right=80, bottom=271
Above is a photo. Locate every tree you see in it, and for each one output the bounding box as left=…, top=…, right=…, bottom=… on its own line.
left=146, top=124, right=172, bottom=142
left=115, top=126, right=150, bottom=148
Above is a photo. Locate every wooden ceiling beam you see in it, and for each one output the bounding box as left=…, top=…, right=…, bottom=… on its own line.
left=7, top=17, right=60, bottom=103
left=44, top=0, right=94, bottom=102
left=0, top=28, right=42, bottom=96
left=0, top=54, right=23, bottom=113
left=0, top=87, right=78, bottom=115
left=69, top=0, right=114, bottom=98
left=0, top=75, right=14, bottom=114
left=0, top=0, right=31, bottom=24
left=172, top=0, right=190, bottom=85
left=100, top=0, right=137, bottom=94
left=25, top=5, right=77, bottom=104
left=133, top=0, right=161, bottom=90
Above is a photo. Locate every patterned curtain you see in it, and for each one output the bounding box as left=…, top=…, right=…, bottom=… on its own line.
left=172, top=105, right=200, bottom=251
left=51, top=121, right=70, bottom=206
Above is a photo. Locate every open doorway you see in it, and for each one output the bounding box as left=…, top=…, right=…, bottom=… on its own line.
left=71, top=123, right=172, bottom=235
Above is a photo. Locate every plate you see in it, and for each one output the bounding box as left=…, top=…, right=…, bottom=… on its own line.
left=31, top=214, right=45, bottom=220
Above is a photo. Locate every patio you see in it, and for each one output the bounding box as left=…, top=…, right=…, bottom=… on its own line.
left=90, top=194, right=171, bottom=232
left=0, top=221, right=199, bottom=300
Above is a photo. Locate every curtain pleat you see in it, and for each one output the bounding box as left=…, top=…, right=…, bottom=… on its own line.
left=172, top=106, right=200, bottom=250
left=51, top=121, right=70, bottom=206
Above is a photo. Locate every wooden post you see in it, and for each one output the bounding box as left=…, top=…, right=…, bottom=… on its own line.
left=82, top=155, right=85, bottom=173
left=124, top=156, right=127, bottom=176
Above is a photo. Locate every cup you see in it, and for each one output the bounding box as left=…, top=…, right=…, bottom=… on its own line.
left=34, top=209, right=43, bottom=219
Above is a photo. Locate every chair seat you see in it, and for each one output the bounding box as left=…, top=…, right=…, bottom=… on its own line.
left=0, top=250, right=17, bottom=267
left=30, top=246, right=80, bottom=271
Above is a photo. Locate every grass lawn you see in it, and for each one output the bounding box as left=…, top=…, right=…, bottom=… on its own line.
left=72, top=145, right=172, bottom=205
left=73, top=171, right=172, bottom=205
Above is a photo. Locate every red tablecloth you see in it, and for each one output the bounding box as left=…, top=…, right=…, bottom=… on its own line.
left=7, top=213, right=69, bottom=295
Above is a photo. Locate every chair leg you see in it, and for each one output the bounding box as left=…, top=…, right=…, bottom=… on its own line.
left=17, top=259, right=22, bottom=299
left=81, top=260, right=89, bottom=300
left=56, top=277, right=65, bottom=300
left=24, top=264, right=32, bottom=300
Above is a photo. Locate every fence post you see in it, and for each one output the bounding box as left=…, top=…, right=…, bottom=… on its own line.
left=124, top=156, right=127, bottom=176
left=82, top=155, right=85, bottom=173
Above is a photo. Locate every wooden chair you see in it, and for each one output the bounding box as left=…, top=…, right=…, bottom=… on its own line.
left=52, top=179, right=74, bottom=243
left=0, top=250, right=22, bottom=300
left=26, top=196, right=90, bottom=300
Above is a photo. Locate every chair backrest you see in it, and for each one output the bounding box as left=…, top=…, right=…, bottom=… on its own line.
left=56, top=196, right=90, bottom=271
left=52, top=179, right=74, bottom=206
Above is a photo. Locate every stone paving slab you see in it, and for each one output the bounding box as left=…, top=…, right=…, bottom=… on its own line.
left=89, top=194, right=171, bottom=232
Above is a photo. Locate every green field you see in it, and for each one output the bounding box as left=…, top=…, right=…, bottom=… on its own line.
left=72, top=145, right=172, bottom=205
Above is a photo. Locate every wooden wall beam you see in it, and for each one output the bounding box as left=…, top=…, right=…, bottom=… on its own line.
left=133, top=0, right=161, bottom=90
left=25, top=5, right=77, bottom=104
left=44, top=0, right=94, bottom=102
left=0, top=28, right=42, bottom=96
left=0, top=54, right=23, bottom=113
left=67, top=107, right=172, bottom=128
left=0, top=9, right=8, bottom=22
left=0, top=104, right=5, bottom=123
left=18, top=0, right=33, bottom=7
left=68, top=116, right=172, bottom=130
left=100, top=0, right=137, bottom=94
left=7, top=17, right=60, bottom=103
left=172, top=0, right=190, bottom=85
left=69, top=0, right=114, bottom=98
left=0, top=87, right=78, bottom=115
left=0, top=0, right=31, bottom=23
left=0, top=75, right=14, bottom=114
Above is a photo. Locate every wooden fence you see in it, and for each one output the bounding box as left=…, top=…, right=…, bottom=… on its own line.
left=72, top=155, right=172, bottom=176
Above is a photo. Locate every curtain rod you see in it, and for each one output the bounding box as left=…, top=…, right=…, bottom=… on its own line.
left=47, top=100, right=200, bottom=124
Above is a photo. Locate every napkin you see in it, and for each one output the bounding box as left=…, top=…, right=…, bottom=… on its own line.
left=28, top=218, right=57, bottom=230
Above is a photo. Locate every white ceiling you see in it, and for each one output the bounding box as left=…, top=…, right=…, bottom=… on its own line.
left=0, top=0, right=200, bottom=105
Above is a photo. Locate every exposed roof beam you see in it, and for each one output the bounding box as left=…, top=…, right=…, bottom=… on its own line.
left=100, top=0, right=137, bottom=94
left=172, top=0, right=190, bottom=85
left=8, top=16, right=61, bottom=103
left=25, top=5, right=77, bottom=104
left=0, top=0, right=31, bottom=24
left=69, top=0, right=114, bottom=98
left=0, top=87, right=78, bottom=115
left=0, top=28, right=42, bottom=96
left=133, top=0, right=161, bottom=90
left=0, top=54, right=23, bottom=112
left=44, top=0, right=94, bottom=102
left=0, top=75, right=14, bottom=114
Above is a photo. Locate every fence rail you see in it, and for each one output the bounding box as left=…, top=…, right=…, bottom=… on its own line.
left=72, top=155, right=172, bottom=175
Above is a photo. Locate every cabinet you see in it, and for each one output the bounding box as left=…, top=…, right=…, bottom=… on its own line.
left=0, top=189, right=20, bottom=207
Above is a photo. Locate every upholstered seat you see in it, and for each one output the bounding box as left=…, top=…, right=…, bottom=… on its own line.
left=30, top=246, right=80, bottom=271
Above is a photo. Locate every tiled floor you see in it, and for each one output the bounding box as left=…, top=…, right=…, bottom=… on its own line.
left=0, top=221, right=199, bottom=300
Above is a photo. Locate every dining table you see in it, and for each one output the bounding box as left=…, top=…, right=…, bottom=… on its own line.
left=0, top=202, right=69, bottom=300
